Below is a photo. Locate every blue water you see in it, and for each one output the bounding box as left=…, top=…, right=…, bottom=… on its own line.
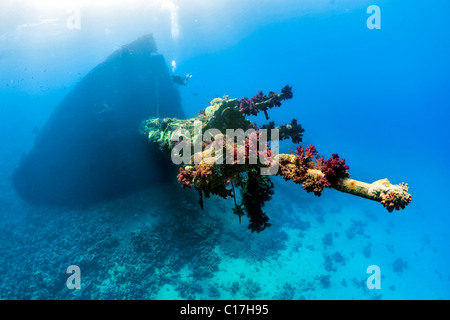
left=1, top=0, right=449, bottom=299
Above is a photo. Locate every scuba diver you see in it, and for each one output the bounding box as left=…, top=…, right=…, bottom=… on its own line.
left=172, top=73, right=192, bottom=86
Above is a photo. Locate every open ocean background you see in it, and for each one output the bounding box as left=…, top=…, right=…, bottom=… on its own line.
left=1, top=0, right=449, bottom=299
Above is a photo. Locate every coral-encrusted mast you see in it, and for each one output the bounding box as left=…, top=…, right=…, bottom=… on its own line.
left=141, top=86, right=411, bottom=231
left=276, top=154, right=411, bottom=212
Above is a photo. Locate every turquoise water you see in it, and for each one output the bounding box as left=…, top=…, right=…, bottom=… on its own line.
left=1, top=0, right=449, bottom=299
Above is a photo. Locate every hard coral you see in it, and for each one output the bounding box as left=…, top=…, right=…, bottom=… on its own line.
left=279, top=157, right=298, bottom=181
left=302, top=173, right=325, bottom=196
left=381, top=188, right=412, bottom=212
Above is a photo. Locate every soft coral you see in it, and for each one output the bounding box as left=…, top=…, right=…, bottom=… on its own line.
left=321, top=154, right=349, bottom=186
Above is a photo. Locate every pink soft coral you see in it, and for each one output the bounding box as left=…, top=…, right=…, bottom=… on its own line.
left=177, top=167, right=194, bottom=188
left=192, top=164, right=212, bottom=187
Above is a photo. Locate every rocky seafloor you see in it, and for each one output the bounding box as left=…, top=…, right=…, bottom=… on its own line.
left=1, top=172, right=443, bottom=300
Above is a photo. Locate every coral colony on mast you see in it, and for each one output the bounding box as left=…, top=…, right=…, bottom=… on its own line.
left=142, top=85, right=412, bottom=232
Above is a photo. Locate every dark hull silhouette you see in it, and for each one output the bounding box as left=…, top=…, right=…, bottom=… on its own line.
left=13, top=34, right=184, bottom=207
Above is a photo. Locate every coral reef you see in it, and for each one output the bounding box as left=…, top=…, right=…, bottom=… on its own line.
left=332, top=252, right=346, bottom=265
left=243, top=278, right=262, bottom=299
left=323, top=255, right=337, bottom=272
left=363, top=243, right=372, bottom=258
left=345, top=220, right=367, bottom=240
left=297, top=219, right=311, bottom=231
left=322, top=232, right=333, bottom=247
left=274, top=282, right=296, bottom=300
left=393, top=258, right=408, bottom=273
left=316, top=275, right=331, bottom=289
left=142, top=85, right=412, bottom=231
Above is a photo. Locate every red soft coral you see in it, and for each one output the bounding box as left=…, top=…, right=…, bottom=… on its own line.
left=178, top=165, right=213, bottom=189
left=321, top=154, right=349, bottom=186
left=304, top=145, right=318, bottom=159
left=281, top=144, right=317, bottom=184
